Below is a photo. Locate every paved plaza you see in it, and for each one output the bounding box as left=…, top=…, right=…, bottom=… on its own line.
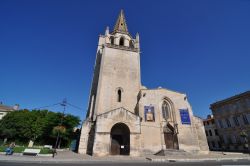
left=0, top=150, right=250, bottom=164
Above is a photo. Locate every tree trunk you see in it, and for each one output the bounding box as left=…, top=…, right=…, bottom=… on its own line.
left=28, top=140, right=34, bottom=147
left=58, top=137, right=61, bottom=149
left=3, top=138, right=7, bottom=145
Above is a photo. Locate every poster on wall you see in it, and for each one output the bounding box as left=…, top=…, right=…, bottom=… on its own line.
left=144, top=105, right=155, bottom=122
left=179, top=109, right=191, bottom=125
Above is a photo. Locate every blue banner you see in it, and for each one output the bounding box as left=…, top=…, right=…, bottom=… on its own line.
left=180, top=109, right=191, bottom=125
left=144, top=105, right=155, bottom=121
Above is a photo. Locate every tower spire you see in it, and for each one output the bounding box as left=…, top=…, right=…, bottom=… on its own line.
left=113, top=9, right=129, bottom=34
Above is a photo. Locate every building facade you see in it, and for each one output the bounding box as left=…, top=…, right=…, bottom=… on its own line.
left=203, top=115, right=221, bottom=151
left=0, top=103, right=19, bottom=120
left=78, top=10, right=208, bottom=156
left=210, top=91, right=250, bottom=152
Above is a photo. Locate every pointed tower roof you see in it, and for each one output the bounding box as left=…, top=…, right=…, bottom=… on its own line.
left=113, top=10, right=129, bottom=34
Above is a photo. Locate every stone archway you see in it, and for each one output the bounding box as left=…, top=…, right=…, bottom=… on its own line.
left=110, top=123, right=130, bottom=155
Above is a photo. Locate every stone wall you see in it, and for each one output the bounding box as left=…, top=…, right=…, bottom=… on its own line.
left=92, top=107, right=141, bottom=156
left=137, top=88, right=208, bottom=153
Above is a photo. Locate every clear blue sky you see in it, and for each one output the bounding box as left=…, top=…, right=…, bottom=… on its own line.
left=1, top=0, right=250, bottom=121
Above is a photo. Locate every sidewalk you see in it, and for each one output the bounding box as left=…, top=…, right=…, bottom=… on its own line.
left=0, top=150, right=249, bottom=163
left=0, top=151, right=147, bottom=163
left=146, top=151, right=250, bottom=162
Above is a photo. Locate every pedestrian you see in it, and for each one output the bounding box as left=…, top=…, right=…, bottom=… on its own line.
left=52, top=148, right=57, bottom=158
left=5, top=142, right=15, bottom=155
left=10, top=142, right=15, bottom=149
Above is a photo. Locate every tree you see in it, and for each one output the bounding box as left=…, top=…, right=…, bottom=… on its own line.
left=51, top=114, right=80, bottom=148
left=53, top=125, right=66, bottom=148
left=0, top=109, right=80, bottom=147
left=0, top=111, right=19, bottom=144
left=21, top=110, right=47, bottom=147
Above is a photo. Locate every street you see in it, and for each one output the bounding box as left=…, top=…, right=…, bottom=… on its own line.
left=0, top=160, right=250, bottom=166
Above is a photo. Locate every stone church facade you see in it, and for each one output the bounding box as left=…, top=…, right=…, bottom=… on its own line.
left=78, top=10, right=208, bottom=156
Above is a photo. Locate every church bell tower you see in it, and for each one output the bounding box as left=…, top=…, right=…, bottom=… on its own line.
left=79, top=10, right=142, bottom=156
left=86, top=10, right=141, bottom=120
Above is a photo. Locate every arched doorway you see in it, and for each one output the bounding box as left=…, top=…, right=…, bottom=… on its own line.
left=163, top=124, right=179, bottom=149
left=110, top=123, right=130, bottom=155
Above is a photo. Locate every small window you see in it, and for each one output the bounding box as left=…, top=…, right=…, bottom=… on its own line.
left=205, top=130, right=208, bottom=136
left=110, top=36, right=114, bottom=45
left=119, top=37, right=124, bottom=46
left=117, top=89, right=122, bottom=102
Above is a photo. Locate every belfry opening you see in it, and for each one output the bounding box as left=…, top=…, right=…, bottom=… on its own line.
left=110, top=123, right=130, bottom=155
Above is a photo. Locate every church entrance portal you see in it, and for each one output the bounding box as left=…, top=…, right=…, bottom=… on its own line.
left=110, top=123, right=130, bottom=155
left=163, top=124, right=179, bottom=149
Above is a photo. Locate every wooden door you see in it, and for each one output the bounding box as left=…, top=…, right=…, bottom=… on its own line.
left=111, top=139, right=120, bottom=155
left=164, top=132, right=174, bottom=149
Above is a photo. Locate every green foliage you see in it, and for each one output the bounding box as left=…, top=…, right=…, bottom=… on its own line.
left=53, top=125, right=66, bottom=135
left=0, top=146, right=25, bottom=153
left=13, top=146, right=26, bottom=153
left=0, top=146, right=6, bottom=152
left=40, top=148, right=53, bottom=154
left=0, top=109, right=80, bottom=148
left=240, top=131, right=248, bottom=138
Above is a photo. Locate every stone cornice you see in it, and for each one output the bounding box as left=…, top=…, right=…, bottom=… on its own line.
left=105, top=43, right=139, bottom=52
left=210, top=91, right=250, bottom=110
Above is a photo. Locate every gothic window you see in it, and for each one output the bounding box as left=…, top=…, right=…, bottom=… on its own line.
left=110, top=36, right=114, bottom=45
left=117, top=89, right=122, bottom=102
left=119, top=37, right=125, bottom=46
left=162, top=101, right=170, bottom=120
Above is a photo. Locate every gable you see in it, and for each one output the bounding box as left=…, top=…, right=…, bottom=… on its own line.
left=96, top=107, right=141, bottom=134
